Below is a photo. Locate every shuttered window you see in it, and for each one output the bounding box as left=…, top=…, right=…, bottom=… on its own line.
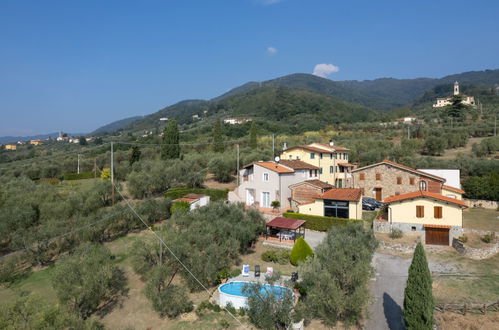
left=416, top=205, right=424, bottom=218
left=434, top=206, right=443, bottom=219
left=376, top=173, right=381, bottom=181
left=360, top=173, right=365, bottom=180
left=397, top=177, right=402, bottom=185
left=410, top=177, right=415, bottom=185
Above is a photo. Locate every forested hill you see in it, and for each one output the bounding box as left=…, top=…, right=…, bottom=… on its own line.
left=123, top=86, right=375, bottom=134
left=91, top=116, right=143, bottom=135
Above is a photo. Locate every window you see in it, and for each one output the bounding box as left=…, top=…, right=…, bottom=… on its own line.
left=263, top=173, right=269, bottom=182
left=330, top=166, right=334, bottom=174
left=419, top=181, right=427, bottom=191
left=310, top=153, right=315, bottom=159
left=411, top=226, right=416, bottom=231
left=261, top=192, right=270, bottom=208
left=395, top=192, right=400, bottom=195
left=345, top=153, right=348, bottom=161
left=410, top=177, right=415, bottom=185
left=434, top=206, right=443, bottom=219
left=319, top=168, right=323, bottom=174
left=416, top=205, right=424, bottom=218
left=360, top=173, right=365, bottom=180
left=333, top=153, right=337, bottom=159
left=320, top=153, right=323, bottom=159
left=329, top=153, right=333, bottom=159
left=397, top=177, right=402, bottom=185
left=324, top=199, right=349, bottom=218
left=376, top=173, right=382, bottom=181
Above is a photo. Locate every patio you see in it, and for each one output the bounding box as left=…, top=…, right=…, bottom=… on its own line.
left=263, top=217, right=306, bottom=243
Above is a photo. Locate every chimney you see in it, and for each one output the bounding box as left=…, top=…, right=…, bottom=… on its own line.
left=329, top=140, right=334, bottom=146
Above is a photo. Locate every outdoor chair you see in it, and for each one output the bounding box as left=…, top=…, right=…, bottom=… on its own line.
left=254, top=265, right=260, bottom=278
left=242, top=264, right=250, bottom=277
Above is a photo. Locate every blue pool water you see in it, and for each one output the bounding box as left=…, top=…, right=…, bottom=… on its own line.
left=219, top=281, right=291, bottom=298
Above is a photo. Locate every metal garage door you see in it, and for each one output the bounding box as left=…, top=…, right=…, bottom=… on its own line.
left=425, top=228, right=449, bottom=245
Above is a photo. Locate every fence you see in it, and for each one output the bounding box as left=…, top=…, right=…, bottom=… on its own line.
left=435, top=300, right=499, bottom=315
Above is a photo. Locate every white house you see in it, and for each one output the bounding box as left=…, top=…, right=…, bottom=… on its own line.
left=175, top=193, right=210, bottom=210
left=433, top=81, right=475, bottom=108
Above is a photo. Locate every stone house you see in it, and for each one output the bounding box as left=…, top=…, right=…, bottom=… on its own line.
left=288, top=180, right=333, bottom=211
left=351, top=160, right=446, bottom=201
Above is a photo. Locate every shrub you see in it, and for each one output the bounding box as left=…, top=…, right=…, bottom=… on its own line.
left=389, top=228, right=403, bottom=239
left=290, top=237, right=313, bottom=266
left=271, top=200, right=280, bottom=209
left=261, top=250, right=278, bottom=262
left=229, top=268, right=242, bottom=278
left=458, top=235, right=468, bottom=243
left=283, top=212, right=361, bottom=232
left=37, top=178, right=60, bottom=185
left=171, top=201, right=190, bottom=214
left=481, top=232, right=496, bottom=243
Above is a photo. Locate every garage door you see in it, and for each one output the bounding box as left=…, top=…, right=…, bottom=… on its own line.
left=425, top=228, right=449, bottom=245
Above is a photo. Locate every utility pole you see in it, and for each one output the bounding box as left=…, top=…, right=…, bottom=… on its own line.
left=272, top=134, right=275, bottom=160
left=236, top=144, right=240, bottom=187
left=495, top=114, right=497, bottom=137
left=77, top=154, right=80, bottom=174
left=159, top=240, right=163, bottom=265
left=111, top=141, right=115, bottom=205
left=407, top=126, right=410, bottom=139
left=94, top=158, right=97, bottom=178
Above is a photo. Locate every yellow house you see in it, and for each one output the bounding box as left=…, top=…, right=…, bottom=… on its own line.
left=4, top=144, right=17, bottom=150
left=381, top=190, right=468, bottom=245
left=29, top=139, right=43, bottom=146
left=281, top=142, right=354, bottom=187
left=298, top=188, right=363, bottom=220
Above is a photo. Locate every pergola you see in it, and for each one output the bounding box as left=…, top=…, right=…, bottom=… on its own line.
left=265, top=217, right=306, bottom=243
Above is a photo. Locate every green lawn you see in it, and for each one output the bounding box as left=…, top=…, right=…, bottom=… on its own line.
left=463, top=208, right=499, bottom=232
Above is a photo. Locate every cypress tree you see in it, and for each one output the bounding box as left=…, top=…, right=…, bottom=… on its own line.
left=403, top=242, right=434, bottom=330
left=213, top=119, right=224, bottom=153
left=161, top=119, right=180, bottom=160
left=129, top=146, right=141, bottom=165
left=290, top=237, right=313, bottom=266
left=249, top=121, right=257, bottom=149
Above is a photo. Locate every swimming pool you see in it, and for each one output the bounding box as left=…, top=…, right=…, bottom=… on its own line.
left=218, top=281, right=291, bottom=309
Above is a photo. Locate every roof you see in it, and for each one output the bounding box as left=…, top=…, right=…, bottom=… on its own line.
left=320, top=188, right=363, bottom=201
left=352, top=160, right=446, bottom=182
left=283, top=143, right=350, bottom=154
left=442, top=185, right=465, bottom=194
left=266, top=217, right=306, bottom=230
left=384, top=191, right=468, bottom=208
left=289, top=179, right=333, bottom=190
left=244, top=161, right=294, bottom=174
left=279, top=160, right=320, bottom=170
left=339, top=163, right=355, bottom=167
left=174, top=193, right=208, bottom=204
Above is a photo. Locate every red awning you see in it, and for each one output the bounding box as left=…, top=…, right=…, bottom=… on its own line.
left=266, top=217, right=306, bottom=230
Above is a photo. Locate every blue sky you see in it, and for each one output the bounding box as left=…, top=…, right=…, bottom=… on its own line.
left=1, top=0, right=498, bottom=136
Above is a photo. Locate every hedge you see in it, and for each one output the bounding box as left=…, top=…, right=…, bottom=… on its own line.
left=164, top=187, right=228, bottom=201
left=63, top=171, right=101, bottom=180
left=283, top=212, right=361, bottom=232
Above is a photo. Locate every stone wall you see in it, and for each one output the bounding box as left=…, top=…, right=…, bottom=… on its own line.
left=290, top=184, right=321, bottom=205
left=463, top=198, right=499, bottom=210
left=352, top=163, right=443, bottom=200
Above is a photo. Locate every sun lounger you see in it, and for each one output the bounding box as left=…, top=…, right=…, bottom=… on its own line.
left=242, top=264, right=250, bottom=277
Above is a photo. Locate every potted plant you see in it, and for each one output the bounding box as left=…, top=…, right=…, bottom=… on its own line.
left=271, top=200, right=280, bottom=211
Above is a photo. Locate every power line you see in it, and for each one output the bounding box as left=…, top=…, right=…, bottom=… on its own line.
left=114, top=187, right=246, bottom=328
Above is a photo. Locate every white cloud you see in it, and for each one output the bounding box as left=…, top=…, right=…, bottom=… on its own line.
left=267, top=47, right=277, bottom=55
left=255, top=0, right=284, bottom=5
left=312, top=63, right=340, bottom=78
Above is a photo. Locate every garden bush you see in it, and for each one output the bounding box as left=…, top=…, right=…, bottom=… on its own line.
left=458, top=235, right=468, bottom=243
left=63, top=171, right=100, bottom=180
left=290, top=237, right=313, bottom=266
left=481, top=232, right=496, bottom=243
left=389, top=228, right=403, bottom=239
left=261, top=249, right=290, bottom=264
left=283, top=212, right=361, bottom=232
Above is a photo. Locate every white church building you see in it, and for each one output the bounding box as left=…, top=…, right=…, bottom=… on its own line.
left=433, top=81, right=475, bottom=108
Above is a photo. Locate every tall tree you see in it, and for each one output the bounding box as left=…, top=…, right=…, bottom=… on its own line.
left=129, top=145, right=141, bottom=166
left=78, top=137, right=87, bottom=146
left=403, top=242, right=434, bottom=330
left=161, top=119, right=180, bottom=160
left=249, top=121, right=258, bottom=149
left=213, top=119, right=224, bottom=152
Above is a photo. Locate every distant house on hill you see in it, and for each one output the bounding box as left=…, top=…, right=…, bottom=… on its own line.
left=433, top=81, right=475, bottom=108
left=29, top=139, right=43, bottom=145
left=223, top=118, right=252, bottom=125
left=4, top=144, right=17, bottom=150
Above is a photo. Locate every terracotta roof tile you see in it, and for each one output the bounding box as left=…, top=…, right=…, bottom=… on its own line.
left=352, top=159, right=446, bottom=182
left=255, top=161, right=294, bottom=173
left=266, top=217, right=306, bottom=230
left=384, top=190, right=468, bottom=207
left=279, top=160, right=320, bottom=170
left=320, top=188, right=363, bottom=201
left=283, top=143, right=350, bottom=154
left=304, top=179, right=333, bottom=189
left=442, top=185, right=465, bottom=194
